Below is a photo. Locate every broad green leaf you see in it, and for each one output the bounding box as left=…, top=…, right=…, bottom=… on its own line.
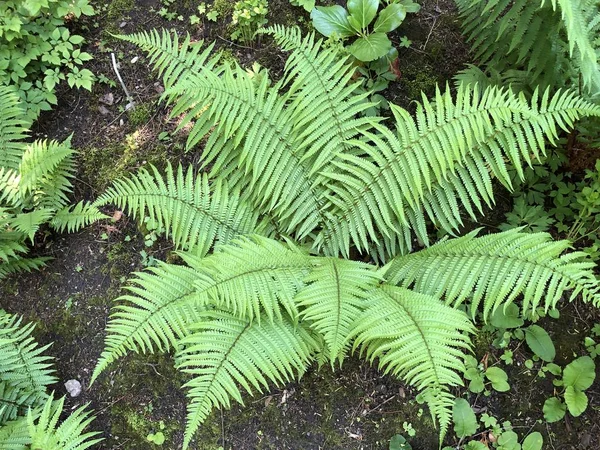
left=525, top=325, right=555, bottom=362
left=490, top=303, right=524, bottom=329
left=373, top=3, right=407, bottom=33
left=311, top=6, right=356, bottom=38
left=389, top=434, right=412, bottom=450
left=563, top=356, right=595, bottom=390
left=543, top=397, right=566, bottom=422
left=564, top=386, right=588, bottom=417
left=452, top=398, right=477, bottom=438
left=522, top=432, right=543, bottom=450
left=485, top=367, right=510, bottom=392
left=468, top=376, right=485, bottom=393
left=497, top=430, right=519, bottom=449
left=347, top=0, right=379, bottom=29
left=347, top=32, right=392, bottom=62
left=465, top=442, right=487, bottom=450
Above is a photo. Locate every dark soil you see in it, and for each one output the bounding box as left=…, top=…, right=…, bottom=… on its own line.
left=2, top=0, right=600, bottom=449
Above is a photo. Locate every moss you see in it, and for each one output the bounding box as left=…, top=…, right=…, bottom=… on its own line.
left=128, top=102, right=154, bottom=127
left=106, top=0, right=135, bottom=21
left=211, top=0, right=234, bottom=17
left=402, top=63, right=440, bottom=100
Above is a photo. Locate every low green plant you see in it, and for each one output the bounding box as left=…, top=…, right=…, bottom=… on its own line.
left=464, top=357, right=510, bottom=394
left=311, top=0, right=420, bottom=62
left=0, top=310, right=102, bottom=448
left=290, top=0, right=315, bottom=12
left=0, top=86, right=107, bottom=279
left=89, top=26, right=600, bottom=449
left=543, top=356, right=597, bottom=422
left=231, top=0, right=269, bottom=42
left=0, top=0, right=95, bottom=120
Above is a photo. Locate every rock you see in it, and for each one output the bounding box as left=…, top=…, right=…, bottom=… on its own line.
left=119, top=21, right=127, bottom=28
left=99, top=92, right=114, bottom=105
left=154, top=82, right=164, bottom=94
left=64, top=379, right=82, bottom=397
left=98, top=105, right=110, bottom=115
left=130, top=56, right=139, bottom=64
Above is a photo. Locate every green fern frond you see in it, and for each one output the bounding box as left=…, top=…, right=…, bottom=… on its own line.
left=0, top=169, right=23, bottom=209
left=176, top=310, right=319, bottom=449
left=94, top=163, right=263, bottom=256
left=0, top=256, right=50, bottom=281
left=50, top=201, right=108, bottom=233
left=0, top=414, right=29, bottom=449
left=9, top=209, right=54, bottom=243
left=296, top=257, right=380, bottom=364
left=384, top=229, right=600, bottom=318
left=18, top=139, right=74, bottom=199
left=351, top=285, right=474, bottom=441
left=188, top=236, right=311, bottom=323
left=90, top=262, right=202, bottom=384
left=319, top=85, right=600, bottom=259
left=26, top=395, right=102, bottom=450
left=116, top=29, right=221, bottom=90
left=0, top=87, right=28, bottom=171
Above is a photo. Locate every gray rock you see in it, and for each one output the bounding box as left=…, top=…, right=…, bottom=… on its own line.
left=64, top=379, right=82, bottom=397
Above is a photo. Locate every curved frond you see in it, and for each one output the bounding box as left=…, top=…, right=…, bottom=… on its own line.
left=93, top=163, right=264, bottom=256
left=319, top=85, right=600, bottom=259
left=91, top=262, right=202, bottom=384
left=384, top=229, right=600, bottom=318
left=176, top=311, right=318, bottom=449
left=296, top=257, right=379, bottom=364
left=351, top=285, right=473, bottom=441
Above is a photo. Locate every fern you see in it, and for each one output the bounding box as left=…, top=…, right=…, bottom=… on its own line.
left=456, top=0, right=600, bottom=95
left=384, top=229, right=600, bottom=318
left=176, top=310, right=319, bottom=448
left=0, top=87, right=28, bottom=171
left=91, top=27, right=600, bottom=448
left=0, top=312, right=100, bottom=448
left=93, top=163, right=263, bottom=256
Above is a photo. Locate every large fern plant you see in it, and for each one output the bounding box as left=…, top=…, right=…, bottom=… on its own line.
left=0, top=86, right=107, bottom=280
left=0, top=310, right=101, bottom=449
left=89, top=26, right=600, bottom=448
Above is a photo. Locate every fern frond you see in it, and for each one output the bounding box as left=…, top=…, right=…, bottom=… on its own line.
left=9, top=209, right=54, bottom=243
left=94, top=163, right=263, bottom=256
left=0, top=414, right=29, bottom=449
left=384, top=229, right=600, bottom=318
left=0, top=87, right=28, bottom=171
left=27, top=395, right=102, bottom=450
left=50, top=201, right=108, bottom=233
left=116, top=29, right=222, bottom=90
left=187, top=236, right=311, bottom=323
left=296, top=257, right=380, bottom=364
left=90, top=262, right=202, bottom=384
left=176, top=310, right=318, bottom=449
left=0, top=256, right=50, bottom=280
left=18, top=139, right=74, bottom=200
left=319, top=85, right=600, bottom=259
left=351, top=285, right=473, bottom=441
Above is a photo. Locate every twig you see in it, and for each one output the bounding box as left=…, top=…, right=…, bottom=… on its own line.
left=111, top=52, right=135, bottom=108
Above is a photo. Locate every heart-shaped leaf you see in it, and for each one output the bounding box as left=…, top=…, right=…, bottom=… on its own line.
left=347, top=32, right=392, bottom=62
left=522, top=432, right=543, bottom=450
left=311, top=6, right=356, bottom=38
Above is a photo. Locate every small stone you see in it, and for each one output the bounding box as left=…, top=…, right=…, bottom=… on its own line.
left=119, top=21, right=127, bottom=28
left=98, top=105, right=110, bottom=115
left=125, top=102, right=135, bottom=111
left=119, top=119, right=124, bottom=126
left=130, top=56, right=139, bottom=64
left=99, top=92, right=114, bottom=105
left=154, top=82, right=164, bottom=94
left=64, top=379, right=82, bottom=397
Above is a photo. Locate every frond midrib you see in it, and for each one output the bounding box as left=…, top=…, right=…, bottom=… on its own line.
left=96, top=191, right=246, bottom=238
left=378, top=287, right=442, bottom=387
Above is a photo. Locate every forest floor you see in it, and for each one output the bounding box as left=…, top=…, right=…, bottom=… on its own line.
left=2, top=0, right=600, bottom=449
